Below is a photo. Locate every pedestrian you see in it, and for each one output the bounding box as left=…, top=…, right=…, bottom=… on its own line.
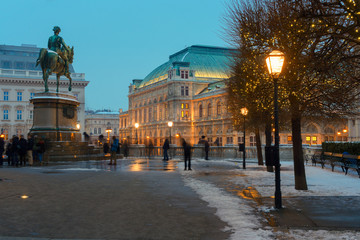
left=199, top=136, right=209, bottom=160
left=27, top=134, right=34, bottom=166
left=182, top=138, right=192, bottom=170
left=11, top=135, right=20, bottom=167
left=163, top=139, right=170, bottom=161
left=6, top=140, right=12, bottom=166
left=0, top=135, right=4, bottom=166
left=36, top=137, right=46, bottom=165
left=123, top=140, right=129, bottom=158
left=147, top=139, right=154, bottom=159
left=103, top=142, right=109, bottom=154
left=214, top=137, right=220, bottom=146
left=33, top=135, right=39, bottom=164
left=18, top=135, right=27, bottom=166
left=109, top=136, right=119, bottom=165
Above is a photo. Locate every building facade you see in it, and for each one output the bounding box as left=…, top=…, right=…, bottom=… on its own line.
left=119, top=45, right=349, bottom=147
left=84, top=109, right=120, bottom=144
left=0, top=44, right=88, bottom=140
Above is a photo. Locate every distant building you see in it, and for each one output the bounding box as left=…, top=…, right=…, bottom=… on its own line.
left=0, top=44, right=88, bottom=140
left=119, top=45, right=349, bottom=147
left=84, top=109, right=120, bottom=144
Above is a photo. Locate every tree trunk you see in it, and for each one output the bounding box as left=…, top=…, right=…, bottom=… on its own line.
left=265, top=121, right=273, bottom=172
left=291, top=111, right=308, bottom=190
left=255, top=127, right=263, bottom=165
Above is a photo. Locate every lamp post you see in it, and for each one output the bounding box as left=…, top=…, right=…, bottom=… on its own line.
left=241, top=107, right=248, bottom=169
left=134, top=123, right=139, bottom=144
left=168, top=121, right=173, bottom=144
left=266, top=50, right=285, bottom=209
left=105, top=127, right=112, bottom=144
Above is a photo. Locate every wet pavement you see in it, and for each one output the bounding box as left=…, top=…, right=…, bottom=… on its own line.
left=1, top=158, right=360, bottom=239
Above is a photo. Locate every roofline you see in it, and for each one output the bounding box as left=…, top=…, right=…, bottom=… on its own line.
left=169, top=45, right=234, bottom=60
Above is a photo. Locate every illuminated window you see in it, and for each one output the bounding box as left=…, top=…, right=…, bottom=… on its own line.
left=185, top=103, right=188, bottom=109
left=185, top=111, right=189, bottom=117
left=312, top=136, right=317, bottom=144
left=181, top=111, right=184, bottom=117
left=287, top=136, right=292, bottom=144
left=181, top=103, right=184, bottom=109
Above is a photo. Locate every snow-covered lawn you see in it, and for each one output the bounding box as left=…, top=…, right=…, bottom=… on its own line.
left=179, top=159, right=360, bottom=240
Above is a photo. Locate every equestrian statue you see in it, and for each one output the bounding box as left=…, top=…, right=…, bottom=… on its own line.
left=36, top=26, right=74, bottom=92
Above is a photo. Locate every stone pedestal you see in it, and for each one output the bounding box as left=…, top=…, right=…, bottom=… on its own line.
left=30, top=92, right=80, bottom=141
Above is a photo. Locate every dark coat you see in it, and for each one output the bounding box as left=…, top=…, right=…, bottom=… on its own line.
left=19, top=138, right=27, bottom=155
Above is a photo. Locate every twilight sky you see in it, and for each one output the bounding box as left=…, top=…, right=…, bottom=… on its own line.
left=0, top=0, right=230, bottom=111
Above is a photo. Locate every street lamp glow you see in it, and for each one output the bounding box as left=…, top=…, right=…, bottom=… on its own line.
left=266, top=50, right=285, bottom=78
left=168, top=121, right=173, bottom=127
left=76, top=123, right=80, bottom=130
left=135, top=123, right=139, bottom=129
left=240, top=107, right=248, bottom=116
left=343, top=129, right=348, bottom=133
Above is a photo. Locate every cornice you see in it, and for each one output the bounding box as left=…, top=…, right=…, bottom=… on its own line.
left=0, top=77, right=89, bottom=87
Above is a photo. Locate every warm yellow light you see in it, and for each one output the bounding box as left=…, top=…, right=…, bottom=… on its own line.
left=337, top=132, right=341, bottom=135
left=20, top=195, right=29, bottom=199
left=0, top=134, right=4, bottom=138
left=105, top=128, right=112, bottom=133
left=168, top=121, right=173, bottom=127
left=266, top=50, right=285, bottom=77
left=176, top=134, right=180, bottom=138
left=135, top=123, right=139, bottom=129
left=240, top=107, right=248, bottom=116
left=343, top=129, right=348, bottom=133
left=146, top=136, right=150, bottom=139
left=76, top=123, right=80, bottom=129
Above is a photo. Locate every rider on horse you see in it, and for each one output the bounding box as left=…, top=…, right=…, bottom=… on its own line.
left=48, top=26, right=70, bottom=77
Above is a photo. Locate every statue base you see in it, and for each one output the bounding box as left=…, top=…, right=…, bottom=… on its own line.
left=30, top=92, right=80, bottom=141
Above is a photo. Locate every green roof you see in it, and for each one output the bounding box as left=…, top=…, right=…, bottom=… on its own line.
left=138, top=45, right=233, bottom=88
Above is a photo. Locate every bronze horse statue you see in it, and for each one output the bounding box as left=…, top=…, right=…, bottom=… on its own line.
left=36, top=47, right=74, bottom=92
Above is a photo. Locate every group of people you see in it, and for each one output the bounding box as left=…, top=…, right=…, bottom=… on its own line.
left=162, top=135, right=210, bottom=171
left=0, top=134, right=46, bottom=167
left=102, top=136, right=130, bottom=165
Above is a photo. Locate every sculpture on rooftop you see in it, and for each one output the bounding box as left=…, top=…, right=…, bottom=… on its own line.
left=36, top=26, right=74, bottom=92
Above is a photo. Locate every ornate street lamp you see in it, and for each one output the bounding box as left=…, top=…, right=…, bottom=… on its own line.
left=105, top=127, right=112, bottom=144
left=168, top=121, right=173, bottom=144
left=266, top=50, right=285, bottom=209
left=134, top=123, right=139, bottom=144
left=241, top=107, right=248, bottom=169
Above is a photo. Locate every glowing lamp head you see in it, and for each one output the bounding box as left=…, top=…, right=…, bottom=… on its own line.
left=240, top=107, right=248, bottom=116
left=343, top=129, right=348, bottom=133
left=134, top=123, right=139, bottom=129
left=168, top=121, right=173, bottom=127
left=105, top=127, right=112, bottom=133
left=266, top=50, right=285, bottom=77
left=76, top=123, right=80, bottom=130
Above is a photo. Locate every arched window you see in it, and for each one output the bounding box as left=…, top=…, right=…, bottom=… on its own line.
left=217, top=102, right=221, bottom=115
left=208, top=103, right=212, bottom=117
left=199, top=104, right=203, bottom=118
left=98, top=128, right=101, bottom=134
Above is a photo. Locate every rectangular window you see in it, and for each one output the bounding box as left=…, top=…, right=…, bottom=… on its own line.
left=250, top=136, right=256, bottom=146
left=30, top=110, right=33, bottom=119
left=3, top=91, right=9, bottom=101
left=180, top=70, right=189, bottom=79
left=181, top=111, right=184, bottom=118
left=17, top=92, right=22, bottom=101
left=17, top=110, right=22, bottom=120
left=30, top=92, right=35, bottom=99
left=148, top=108, right=152, bottom=122
left=185, top=86, right=189, bottom=96
left=181, top=103, right=184, bottom=109
left=181, top=86, right=185, bottom=96
left=287, top=136, right=292, bottom=144
left=185, top=111, right=189, bottom=118
left=306, top=136, right=311, bottom=142
left=185, top=103, right=188, bottom=109
left=3, top=110, right=9, bottom=120
left=312, top=136, right=317, bottom=144
left=238, top=136, right=244, bottom=143
left=144, top=109, right=147, bottom=122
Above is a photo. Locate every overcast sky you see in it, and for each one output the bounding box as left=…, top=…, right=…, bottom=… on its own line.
left=0, top=0, right=229, bottom=111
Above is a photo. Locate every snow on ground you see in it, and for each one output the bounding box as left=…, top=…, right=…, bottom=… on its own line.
left=179, top=158, right=360, bottom=240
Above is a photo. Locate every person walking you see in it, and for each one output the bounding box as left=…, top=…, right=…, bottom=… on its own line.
left=27, top=134, right=34, bottom=166
left=200, top=135, right=209, bottom=160
left=123, top=140, right=129, bottom=158
left=18, top=135, right=27, bottom=166
left=6, top=140, right=12, bottom=166
left=37, top=137, right=46, bottom=165
left=11, top=136, right=20, bottom=167
left=109, top=136, right=119, bottom=165
left=182, top=138, right=192, bottom=170
left=0, top=135, right=4, bottom=166
left=163, top=139, right=170, bottom=161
